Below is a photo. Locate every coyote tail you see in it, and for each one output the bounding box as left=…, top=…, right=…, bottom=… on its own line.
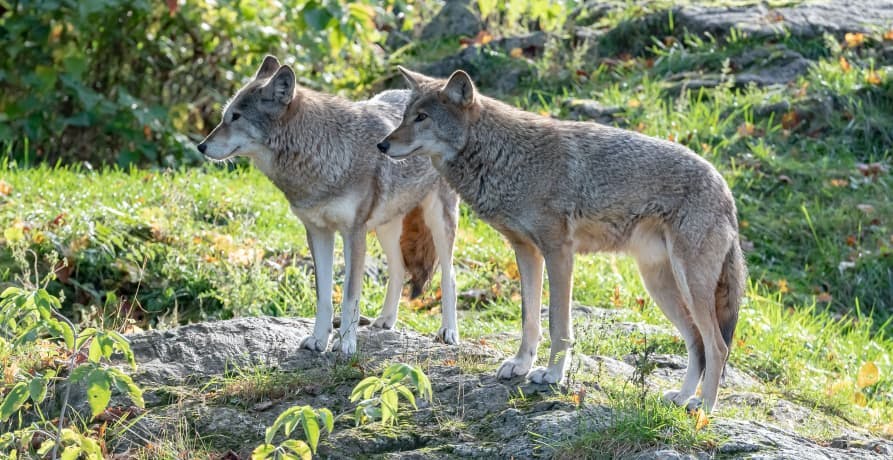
left=400, top=206, right=438, bottom=299
left=716, top=241, right=746, bottom=351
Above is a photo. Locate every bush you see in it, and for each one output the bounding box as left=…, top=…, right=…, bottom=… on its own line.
left=0, top=0, right=397, bottom=167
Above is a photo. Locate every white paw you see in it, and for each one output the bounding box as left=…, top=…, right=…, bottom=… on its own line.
left=528, top=366, right=563, bottom=385
left=496, top=357, right=532, bottom=380
left=371, top=315, right=396, bottom=329
left=437, top=326, right=460, bottom=345
left=331, top=335, right=357, bottom=355
left=299, top=334, right=329, bottom=352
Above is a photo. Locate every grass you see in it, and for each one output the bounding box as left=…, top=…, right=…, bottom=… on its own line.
left=2, top=0, right=893, bottom=456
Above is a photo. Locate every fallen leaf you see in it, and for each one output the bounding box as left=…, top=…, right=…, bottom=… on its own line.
left=846, top=235, right=857, bottom=247
left=694, top=408, right=710, bottom=431
left=839, top=56, right=851, bottom=73
left=509, top=47, right=523, bottom=58
left=817, top=292, right=833, bottom=303
left=0, top=180, right=11, bottom=196
left=844, top=32, right=865, bottom=48
left=830, top=179, right=849, bottom=187
left=611, top=285, right=622, bottom=307
left=627, top=99, right=641, bottom=108
left=885, top=30, right=893, bottom=41
left=505, top=261, right=521, bottom=280
left=867, top=71, right=882, bottom=85
left=781, top=111, right=800, bottom=129
left=778, top=279, right=789, bottom=294
left=854, top=391, right=868, bottom=407
left=857, top=204, right=876, bottom=215
left=737, top=122, right=755, bottom=137
left=857, top=362, right=880, bottom=389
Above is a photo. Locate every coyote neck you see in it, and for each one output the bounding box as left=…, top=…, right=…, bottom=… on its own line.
left=264, top=89, right=356, bottom=208
left=439, top=101, right=553, bottom=218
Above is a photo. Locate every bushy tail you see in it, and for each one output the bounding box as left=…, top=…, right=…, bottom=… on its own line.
left=716, top=241, right=746, bottom=351
left=400, top=206, right=438, bottom=299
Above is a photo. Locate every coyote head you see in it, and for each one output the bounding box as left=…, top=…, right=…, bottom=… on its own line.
left=197, top=55, right=295, bottom=161
left=378, top=67, right=478, bottom=163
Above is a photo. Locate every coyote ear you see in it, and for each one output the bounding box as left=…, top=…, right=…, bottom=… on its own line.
left=255, top=55, right=281, bottom=80
left=397, top=66, right=427, bottom=91
left=441, top=70, right=475, bottom=107
left=263, top=65, right=296, bottom=106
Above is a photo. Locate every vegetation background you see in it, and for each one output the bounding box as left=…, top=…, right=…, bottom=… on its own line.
left=1, top=0, right=892, bottom=457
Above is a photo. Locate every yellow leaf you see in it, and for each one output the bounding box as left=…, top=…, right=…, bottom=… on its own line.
left=627, top=99, right=641, bottom=108
left=867, top=71, right=882, bottom=85
left=885, top=30, right=893, bottom=41
left=826, top=378, right=851, bottom=396
left=0, top=180, right=11, bottom=196
left=509, top=47, right=523, bottom=58
left=777, top=279, right=789, bottom=294
left=857, top=361, right=880, bottom=389
left=505, top=261, right=520, bottom=280
left=694, top=408, right=710, bottom=431
left=854, top=391, right=868, bottom=407
left=611, top=285, right=622, bottom=307
left=844, top=32, right=865, bottom=48
left=839, top=56, right=851, bottom=73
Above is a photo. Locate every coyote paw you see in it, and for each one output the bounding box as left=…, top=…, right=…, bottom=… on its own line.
left=299, top=335, right=328, bottom=352
left=437, top=326, right=459, bottom=345
left=496, top=357, right=531, bottom=380
left=371, top=315, right=396, bottom=330
left=528, top=366, right=564, bottom=385
left=662, top=390, right=689, bottom=406
left=331, top=336, right=357, bottom=355
left=684, top=397, right=704, bottom=413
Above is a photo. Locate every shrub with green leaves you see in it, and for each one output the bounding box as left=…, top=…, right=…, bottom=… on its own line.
left=0, top=272, right=143, bottom=458
left=350, top=363, right=433, bottom=426
left=252, top=406, right=334, bottom=460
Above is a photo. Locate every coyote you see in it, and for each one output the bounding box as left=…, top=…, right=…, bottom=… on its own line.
left=378, top=67, right=745, bottom=412
left=198, top=56, right=460, bottom=354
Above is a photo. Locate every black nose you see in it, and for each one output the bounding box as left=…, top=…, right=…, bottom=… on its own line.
left=197, top=143, right=207, bottom=154
left=377, top=141, right=389, bottom=153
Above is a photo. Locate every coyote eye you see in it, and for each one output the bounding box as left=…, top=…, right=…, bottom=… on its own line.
left=414, top=113, right=428, bottom=122
left=231, top=113, right=241, bottom=121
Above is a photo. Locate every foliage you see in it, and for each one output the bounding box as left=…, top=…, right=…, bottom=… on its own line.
left=350, top=363, right=433, bottom=426
left=251, top=363, right=431, bottom=459
left=0, top=0, right=397, bottom=167
left=0, top=256, right=143, bottom=458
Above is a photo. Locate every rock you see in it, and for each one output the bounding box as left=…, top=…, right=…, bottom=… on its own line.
left=731, top=45, right=812, bottom=87
left=564, top=98, right=624, bottom=124
left=673, top=1, right=893, bottom=40
left=88, top=316, right=893, bottom=458
left=420, top=0, right=482, bottom=41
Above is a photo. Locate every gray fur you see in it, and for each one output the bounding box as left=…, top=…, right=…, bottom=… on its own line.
left=382, top=68, right=746, bottom=413
left=198, top=57, right=461, bottom=354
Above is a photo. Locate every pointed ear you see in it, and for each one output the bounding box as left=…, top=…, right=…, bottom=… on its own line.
left=263, top=65, right=296, bottom=106
left=255, top=55, right=281, bottom=80
left=397, top=65, right=428, bottom=91
left=440, top=70, right=475, bottom=107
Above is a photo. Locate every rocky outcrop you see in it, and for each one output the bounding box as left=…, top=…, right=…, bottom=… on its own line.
left=93, top=314, right=893, bottom=459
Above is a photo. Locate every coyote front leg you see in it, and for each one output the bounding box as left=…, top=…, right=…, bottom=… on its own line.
left=528, top=244, right=574, bottom=384
left=333, top=227, right=366, bottom=354
left=300, top=222, right=335, bottom=352
left=497, top=241, right=544, bottom=379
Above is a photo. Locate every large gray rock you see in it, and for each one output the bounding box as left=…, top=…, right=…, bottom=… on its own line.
left=94, top=316, right=893, bottom=458
left=674, top=1, right=893, bottom=40
left=420, top=0, right=482, bottom=41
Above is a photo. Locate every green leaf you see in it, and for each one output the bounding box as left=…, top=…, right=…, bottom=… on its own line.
left=381, top=387, right=398, bottom=425
left=60, top=445, right=81, bottom=460
left=46, top=318, right=75, bottom=350
left=68, top=363, right=94, bottom=383
left=88, top=337, right=102, bottom=363
left=281, top=439, right=312, bottom=460
left=86, top=367, right=112, bottom=417
left=107, top=330, right=136, bottom=368
left=80, top=434, right=103, bottom=459
left=28, top=375, right=48, bottom=404
left=266, top=405, right=302, bottom=444
left=318, top=407, right=334, bottom=433
left=0, top=287, right=22, bottom=299
left=250, top=443, right=276, bottom=460
left=108, top=368, right=144, bottom=408
left=97, top=333, right=115, bottom=360
left=350, top=376, right=380, bottom=402
left=0, top=382, right=29, bottom=421
left=301, top=406, right=320, bottom=453
left=395, top=384, right=416, bottom=409
left=76, top=327, right=97, bottom=350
